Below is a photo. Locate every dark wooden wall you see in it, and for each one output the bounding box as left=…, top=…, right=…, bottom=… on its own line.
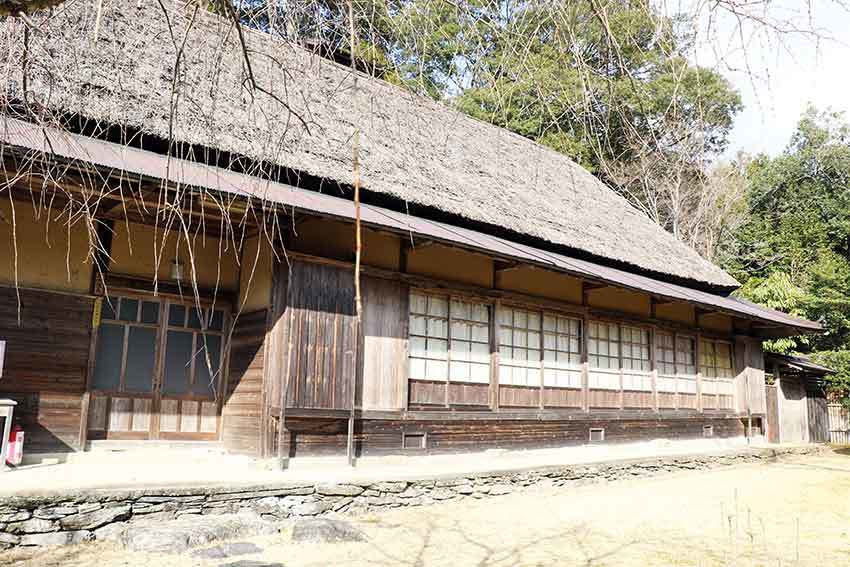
left=0, top=286, right=94, bottom=452
left=282, top=260, right=358, bottom=410
left=282, top=416, right=746, bottom=457
left=222, top=309, right=268, bottom=455
left=806, top=381, right=829, bottom=443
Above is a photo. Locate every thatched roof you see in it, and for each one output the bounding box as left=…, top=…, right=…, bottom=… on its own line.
left=1, top=0, right=739, bottom=289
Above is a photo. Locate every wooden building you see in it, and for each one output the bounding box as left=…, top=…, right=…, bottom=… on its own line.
left=0, top=1, right=822, bottom=459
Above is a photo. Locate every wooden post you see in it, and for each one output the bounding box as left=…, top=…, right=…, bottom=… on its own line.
left=277, top=277, right=294, bottom=471
left=581, top=313, right=589, bottom=412
left=619, top=368, right=625, bottom=410
left=696, top=334, right=703, bottom=413
left=347, top=0, right=361, bottom=469
left=491, top=301, right=500, bottom=411
left=618, top=324, right=624, bottom=410
left=774, top=361, right=783, bottom=444
left=445, top=296, right=452, bottom=409
left=538, top=309, right=544, bottom=410
left=582, top=363, right=589, bottom=412
left=650, top=326, right=658, bottom=412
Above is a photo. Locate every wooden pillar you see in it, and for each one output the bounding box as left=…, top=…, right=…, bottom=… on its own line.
left=538, top=309, right=544, bottom=410
left=696, top=334, right=703, bottom=413
left=80, top=218, right=116, bottom=450
left=581, top=311, right=589, bottom=412
left=650, top=326, right=658, bottom=412
left=490, top=301, right=500, bottom=411
left=274, top=262, right=293, bottom=470
left=618, top=324, right=624, bottom=410
left=445, top=296, right=452, bottom=409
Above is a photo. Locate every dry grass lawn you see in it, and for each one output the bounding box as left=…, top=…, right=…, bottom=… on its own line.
left=5, top=449, right=850, bottom=567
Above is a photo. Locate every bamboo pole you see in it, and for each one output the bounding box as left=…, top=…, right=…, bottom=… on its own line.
left=347, top=0, right=361, bottom=468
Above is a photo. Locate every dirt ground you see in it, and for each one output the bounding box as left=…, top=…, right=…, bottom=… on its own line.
left=5, top=449, right=850, bottom=567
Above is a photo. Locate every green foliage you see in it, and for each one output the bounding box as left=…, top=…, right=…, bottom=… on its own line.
left=452, top=2, right=742, bottom=171
left=735, top=272, right=808, bottom=354
left=811, top=351, right=850, bottom=404
left=729, top=107, right=850, bottom=402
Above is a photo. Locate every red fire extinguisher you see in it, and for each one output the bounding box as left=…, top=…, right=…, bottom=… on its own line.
left=6, top=424, right=23, bottom=466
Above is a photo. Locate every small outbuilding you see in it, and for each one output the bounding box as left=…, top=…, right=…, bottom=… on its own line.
left=765, top=354, right=832, bottom=444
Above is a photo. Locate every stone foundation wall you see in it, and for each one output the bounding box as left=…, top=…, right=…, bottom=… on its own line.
left=0, top=445, right=824, bottom=549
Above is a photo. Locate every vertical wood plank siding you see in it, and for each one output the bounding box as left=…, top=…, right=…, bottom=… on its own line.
left=805, top=382, right=829, bottom=443
left=765, top=384, right=780, bottom=443
left=222, top=309, right=268, bottom=455
left=0, top=286, right=93, bottom=452
left=359, top=276, right=407, bottom=410
left=283, top=261, right=357, bottom=410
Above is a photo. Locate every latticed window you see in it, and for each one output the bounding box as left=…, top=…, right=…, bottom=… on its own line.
left=588, top=321, right=620, bottom=389
left=700, top=339, right=735, bottom=395
left=621, top=326, right=650, bottom=371
left=656, top=332, right=676, bottom=377
left=587, top=321, right=620, bottom=369
left=676, top=336, right=697, bottom=375
left=409, top=292, right=490, bottom=384
left=655, top=332, right=697, bottom=394
left=676, top=336, right=698, bottom=394
left=621, top=325, right=651, bottom=391
left=542, top=314, right=582, bottom=388
left=499, top=307, right=541, bottom=387
left=449, top=298, right=491, bottom=384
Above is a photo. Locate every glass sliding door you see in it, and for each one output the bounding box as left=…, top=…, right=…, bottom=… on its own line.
left=158, top=303, right=226, bottom=438
left=87, top=294, right=228, bottom=441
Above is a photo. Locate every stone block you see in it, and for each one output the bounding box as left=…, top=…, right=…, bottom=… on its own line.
left=0, top=532, right=21, bottom=547
left=20, top=530, right=93, bottom=547
left=6, top=518, right=58, bottom=534
left=316, top=484, right=364, bottom=497
left=34, top=507, right=77, bottom=520
left=372, top=481, right=408, bottom=493
left=291, top=518, right=366, bottom=543
left=76, top=503, right=102, bottom=514
left=429, top=489, right=455, bottom=501
left=94, top=522, right=128, bottom=542
left=291, top=501, right=334, bottom=517
left=191, top=541, right=264, bottom=559
left=0, top=511, right=30, bottom=523
left=122, top=513, right=278, bottom=554
left=59, top=504, right=130, bottom=531
left=398, top=487, right=424, bottom=499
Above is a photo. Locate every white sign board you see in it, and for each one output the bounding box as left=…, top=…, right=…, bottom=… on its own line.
left=0, top=340, right=5, bottom=379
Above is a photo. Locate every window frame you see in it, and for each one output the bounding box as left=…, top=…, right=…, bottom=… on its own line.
left=655, top=331, right=698, bottom=395
left=92, top=295, right=165, bottom=394
left=405, top=288, right=740, bottom=410
left=498, top=305, right=543, bottom=388
left=541, top=311, right=583, bottom=389
left=91, top=292, right=229, bottom=400
left=408, top=291, right=492, bottom=386
left=587, top=319, right=651, bottom=391
left=162, top=301, right=229, bottom=400
left=699, top=338, right=736, bottom=398
left=496, top=302, right=585, bottom=390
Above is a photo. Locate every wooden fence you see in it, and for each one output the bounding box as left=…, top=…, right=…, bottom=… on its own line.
left=828, top=404, right=849, bottom=445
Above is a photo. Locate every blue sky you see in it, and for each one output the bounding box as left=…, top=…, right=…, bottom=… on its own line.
left=684, top=0, right=850, bottom=158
